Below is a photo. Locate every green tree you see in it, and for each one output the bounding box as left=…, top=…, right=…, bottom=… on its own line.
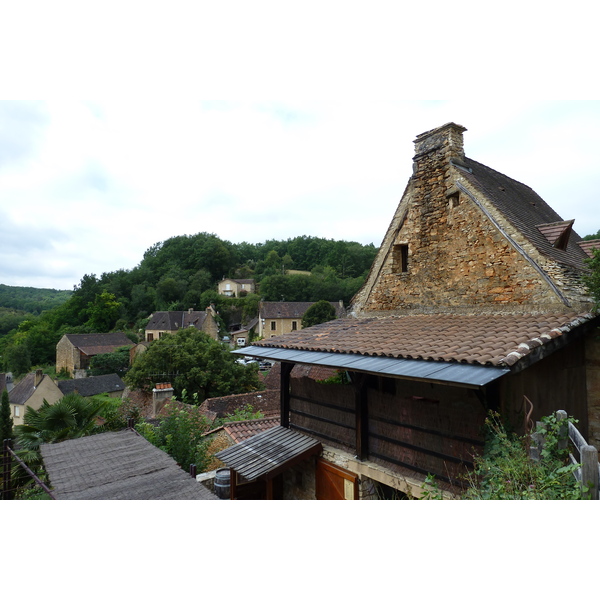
left=86, top=291, right=123, bottom=332
left=3, top=343, right=31, bottom=376
left=583, top=248, right=600, bottom=308
left=89, top=346, right=131, bottom=376
left=124, top=327, right=263, bottom=401
left=1, top=389, right=13, bottom=442
left=301, top=300, right=337, bottom=328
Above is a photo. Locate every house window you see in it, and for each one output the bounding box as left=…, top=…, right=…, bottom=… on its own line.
left=147, top=333, right=154, bottom=342
left=270, top=321, right=277, bottom=331
left=292, top=321, right=297, bottom=331
left=393, top=244, right=409, bottom=273
left=14, top=406, right=20, bottom=418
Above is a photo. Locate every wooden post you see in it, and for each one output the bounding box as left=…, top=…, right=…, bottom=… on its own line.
left=230, top=468, right=236, bottom=500
left=556, top=410, right=568, bottom=453
left=581, top=445, right=599, bottom=500
left=280, top=362, right=294, bottom=429
left=189, top=464, right=197, bottom=479
left=351, top=373, right=368, bottom=461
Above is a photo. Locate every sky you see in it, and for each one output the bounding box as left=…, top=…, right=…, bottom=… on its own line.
left=1, top=3, right=599, bottom=292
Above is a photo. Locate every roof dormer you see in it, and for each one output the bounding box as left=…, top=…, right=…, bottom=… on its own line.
left=536, top=219, right=574, bottom=250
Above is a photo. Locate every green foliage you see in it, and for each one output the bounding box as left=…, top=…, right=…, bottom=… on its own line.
left=212, top=404, right=264, bottom=428
left=11, top=393, right=109, bottom=493
left=1, top=389, right=13, bottom=442
left=582, top=229, right=600, bottom=241
left=3, top=342, right=32, bottom=376
left=0, top=284, right=71, bottom=314
left=85, top=291, right=123, bottom=331
left=582, top=248, right=600, bottom=308
left=463, top=412, right=582, bottom=500
left=135, top=403, right=212, bottom=473
left=89, top=346, right=131, bottom=376
left=302, top=299, right=337, bottom=328
left=124, top=327, right=263, bottom=401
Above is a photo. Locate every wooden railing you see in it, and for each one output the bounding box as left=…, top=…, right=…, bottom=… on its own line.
left=531, top=410, right=599, bottom=500
left=1, top=439, right=56, bottom=500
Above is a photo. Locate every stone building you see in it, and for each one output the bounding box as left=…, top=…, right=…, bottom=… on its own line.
left=217, top=278, right=256, bottom=297
left=216, top=122, right=600, bottom=500
left=56, top=332, right=134, bottom=378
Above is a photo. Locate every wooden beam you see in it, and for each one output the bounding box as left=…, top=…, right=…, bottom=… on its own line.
left=351, top=372, right=369, bottom=460
left=280, top=362, right=294, bottom=428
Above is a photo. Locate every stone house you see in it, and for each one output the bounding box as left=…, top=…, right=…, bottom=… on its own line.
left=8, top=370, right=64, bottom=426
left=218, top=122, right=600, bottom=500
left=257, top=301, right=345, bottom=339
left=218, top=278, right=256, bottom=297
left=56, top=332, right=134, bottom=378
left=145, top=306, right=219, bottom=342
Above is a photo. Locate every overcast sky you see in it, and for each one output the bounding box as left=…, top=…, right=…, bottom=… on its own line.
left=1, top=4, right=599, bottom=291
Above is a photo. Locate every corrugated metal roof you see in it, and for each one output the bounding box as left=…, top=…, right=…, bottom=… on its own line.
left=233, top=346, right=509, bottom=387
left=215, top=426, right=322, bottom=480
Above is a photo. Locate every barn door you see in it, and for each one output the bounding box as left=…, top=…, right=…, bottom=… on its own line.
left=315, top=459, right=358, bottom=500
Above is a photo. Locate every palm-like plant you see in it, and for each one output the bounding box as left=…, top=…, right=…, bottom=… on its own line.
left=12, top=394, right=107, bottom=495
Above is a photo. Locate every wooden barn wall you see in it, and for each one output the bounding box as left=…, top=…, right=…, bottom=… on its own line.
left=366, top=377, right=486, bottom=486
left=290, top=377, right=355, bottom=452
left=289, top=373, right=486, bottom=486
left=500, top=337, right=589, bottom=438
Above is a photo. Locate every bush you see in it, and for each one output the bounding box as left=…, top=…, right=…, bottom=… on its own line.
left=463, top=412, right=582, bottom=500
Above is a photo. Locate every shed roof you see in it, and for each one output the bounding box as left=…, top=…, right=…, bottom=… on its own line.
left=215, top=426, right=322, bottom=481
left=40, top=430, right=218, bottom=500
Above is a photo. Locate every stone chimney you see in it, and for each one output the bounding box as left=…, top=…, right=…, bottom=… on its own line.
left=34, top=369, right=43, bottom=387
left=413, top=122, right=467, bottom=171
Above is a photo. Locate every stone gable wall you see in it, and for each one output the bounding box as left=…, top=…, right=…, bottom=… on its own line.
left=353, top=124, right=591, bottom=315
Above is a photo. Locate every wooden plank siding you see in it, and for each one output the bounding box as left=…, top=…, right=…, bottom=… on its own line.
left=289, top=373, right=487, bottom=486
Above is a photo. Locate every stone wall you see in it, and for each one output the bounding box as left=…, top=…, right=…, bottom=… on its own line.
left=352, top=122, right=591, bottom=316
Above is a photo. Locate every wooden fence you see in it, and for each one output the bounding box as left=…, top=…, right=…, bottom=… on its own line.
left=530, top=410, right=599, bottom=500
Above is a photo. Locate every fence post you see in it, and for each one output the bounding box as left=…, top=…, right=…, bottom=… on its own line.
left=2, top=439, right=13, bottom=501
left=580, top=445, right=599, bottom=500
left=556, top=410, right=568, bottom=453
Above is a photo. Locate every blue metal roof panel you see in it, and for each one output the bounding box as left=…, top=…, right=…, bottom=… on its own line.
left=234, top=346, right=509, bottom=387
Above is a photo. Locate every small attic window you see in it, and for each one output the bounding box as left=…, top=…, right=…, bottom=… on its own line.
left=392, top=244, right=409, bottom=273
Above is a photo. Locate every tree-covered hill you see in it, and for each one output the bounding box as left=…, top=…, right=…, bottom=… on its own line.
left=0, top=284, right=72, bottom=314
left=0, top=232, right=379, bottom=375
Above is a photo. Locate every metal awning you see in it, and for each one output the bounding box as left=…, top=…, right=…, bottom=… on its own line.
left=233, top=346, right=509, bottom=387
left=215, top=426, right=322, bottom=481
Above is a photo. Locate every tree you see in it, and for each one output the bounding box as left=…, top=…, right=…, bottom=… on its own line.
left=89, top=346, right=131, bottom=376
left=124, top=327, right=263, bottom=401
left=3, top=343, right=31, bottom=376
left=1, top=389, right=13, bottom=442
left=302, top=300, right=337, bottom=328
left=583, top=248, right=600, bottom=307
left=85, top=291, right=123, bottom=332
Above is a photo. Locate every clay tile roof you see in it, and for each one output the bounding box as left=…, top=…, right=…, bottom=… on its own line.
left=223, top=417, right=280, bottom=444
left=253, top=312, right=597, bottom=367
left=578, top=239, right=600, bottom=258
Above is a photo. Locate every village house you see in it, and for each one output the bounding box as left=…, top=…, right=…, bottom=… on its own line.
left=56, top=332, right=134, bottom=378
left=257, top=301, right=345, bottom=339
left=217, top=122, right=600, bottom=500
left=8, top=370, right=63, bottom=426
left=218, top=278, right=256, bottom=297
left=145, top=307, right=219, bottom=342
